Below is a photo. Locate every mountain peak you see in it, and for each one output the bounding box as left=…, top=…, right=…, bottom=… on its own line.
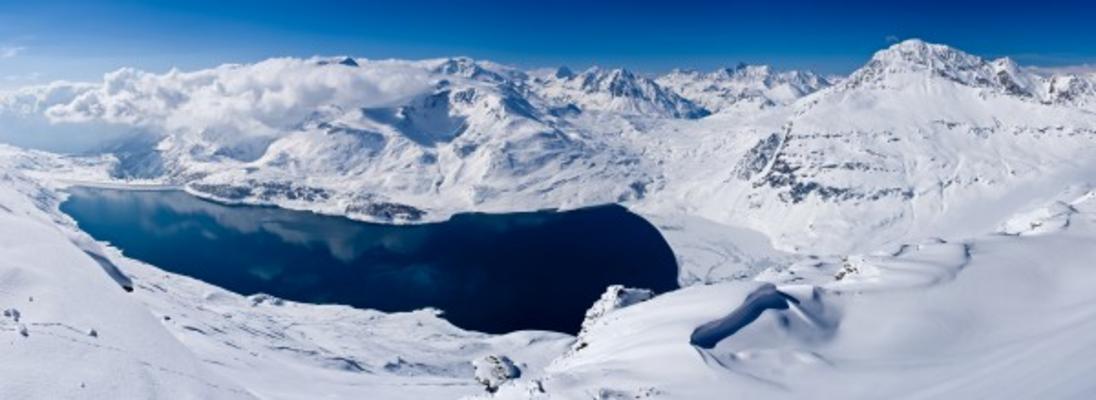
left=868, top=39, right=983, bottom=72
left=657, top=64, right=832, bottom=112
left=432, top=57, right=510, bottom=83
left=577, top=67, right=642, bottom=93
left=554, top=66, right=575, bottom=79
left=337, top=57, right=359, bottom=67
left=842, top=39, right=1022, bottom=93
left=717, top=63, right=773, bottom=79
left=536, top=65, right=708, bottom=118
left=827, top=40, right=1096, bottom=104
left=316, top=57, right=360, bottom=67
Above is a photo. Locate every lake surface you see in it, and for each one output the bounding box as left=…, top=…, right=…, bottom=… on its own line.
left=61, top=188, right=678, bottom=333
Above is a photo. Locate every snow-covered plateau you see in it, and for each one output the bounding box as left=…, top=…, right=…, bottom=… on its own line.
left=3, top=39, right=1096, bottom=398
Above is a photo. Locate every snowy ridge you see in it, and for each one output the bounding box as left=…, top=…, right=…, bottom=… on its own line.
left=4, top=39, right=1096, bottom=253
left=843, top=39, right=1096, bottom=107
left=1045, top=72, right=1096, bottom=110
left=658, top=64, right=832, bottom=112
left=532, top=67, right=710, bottom=118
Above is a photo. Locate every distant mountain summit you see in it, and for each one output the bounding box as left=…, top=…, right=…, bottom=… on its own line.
left=842, top=39, right=1096, bottom=108
left=658, top=63, right=832, bottom=112
left=534, top=67, right=710, bottom=118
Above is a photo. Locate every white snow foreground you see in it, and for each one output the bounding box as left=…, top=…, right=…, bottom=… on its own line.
left=0, top=154, right=249, bottom=398
left=484, top=190, right=1096, bottom=399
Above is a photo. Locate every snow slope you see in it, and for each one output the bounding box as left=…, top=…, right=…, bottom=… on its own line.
left=0, top=148, right=252, bottom=399
left=486, top=189, right=1096, bottom=399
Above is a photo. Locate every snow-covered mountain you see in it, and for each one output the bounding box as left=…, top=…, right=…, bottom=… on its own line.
left=5, top=39, right=1096, bottom=255
left=531, top=66, right=709, bottom=118
left=5, top=39, right=1096, bottom=398
left=657, top=63, right=832, bottom=112
left=1045, top=71, right=1096, bottom=110
left=847, top=39, right=1096, bottom=107
left=664, top=38, right=1096, bottom=252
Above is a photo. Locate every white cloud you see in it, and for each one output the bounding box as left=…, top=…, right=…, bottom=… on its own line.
left=0, top=56, right=447, bottom=152
left=5, top=57, right=438, bottom=138
left=1026, top=64, right=1096, bottom=76
left=0, top=46, right=25, bottom=58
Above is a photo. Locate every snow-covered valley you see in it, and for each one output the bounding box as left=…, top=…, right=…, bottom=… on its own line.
left=4, top=39, right=1096, bottom=398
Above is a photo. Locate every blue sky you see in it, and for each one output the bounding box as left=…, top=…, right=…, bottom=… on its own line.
left=2, top=0, right=1095, bottom=87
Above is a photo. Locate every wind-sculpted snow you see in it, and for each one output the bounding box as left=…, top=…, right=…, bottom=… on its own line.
left=494, top=210, right=1096, bottom=398
left=688, top=283, right=799, bottom=349
left=772, top=239, right=971, bottom=292
left=997, top=187, right=1096, bottom=237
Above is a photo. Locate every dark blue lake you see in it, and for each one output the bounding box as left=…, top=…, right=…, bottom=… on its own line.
left=60, top=188, right=678, bottom=334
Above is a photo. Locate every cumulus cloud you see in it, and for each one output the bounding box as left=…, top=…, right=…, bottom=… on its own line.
left=0, top=80, right=97, bottom=115
left=0, top=56, right=444, bottom=153
left=39, top=58, right=437, bottom=137
left=4, top=57, right=437, bottom=138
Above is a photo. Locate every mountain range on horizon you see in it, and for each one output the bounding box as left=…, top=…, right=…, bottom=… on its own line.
left=5, top=39, right=1096, bottom=255
left=5, top=33, right=1096, bottom=399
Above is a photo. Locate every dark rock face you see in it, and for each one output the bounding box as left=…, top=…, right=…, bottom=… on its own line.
left=189, top=181, right=331, bottom=203
left=733, top=133, right=783, bottom=180
left=337, top=57, right=359, bottom=67
left=189, top=183, right=252, bottom=200
left=346, top=201, right=425, bottom=222
left=751, top=131, right=914, bottom=204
